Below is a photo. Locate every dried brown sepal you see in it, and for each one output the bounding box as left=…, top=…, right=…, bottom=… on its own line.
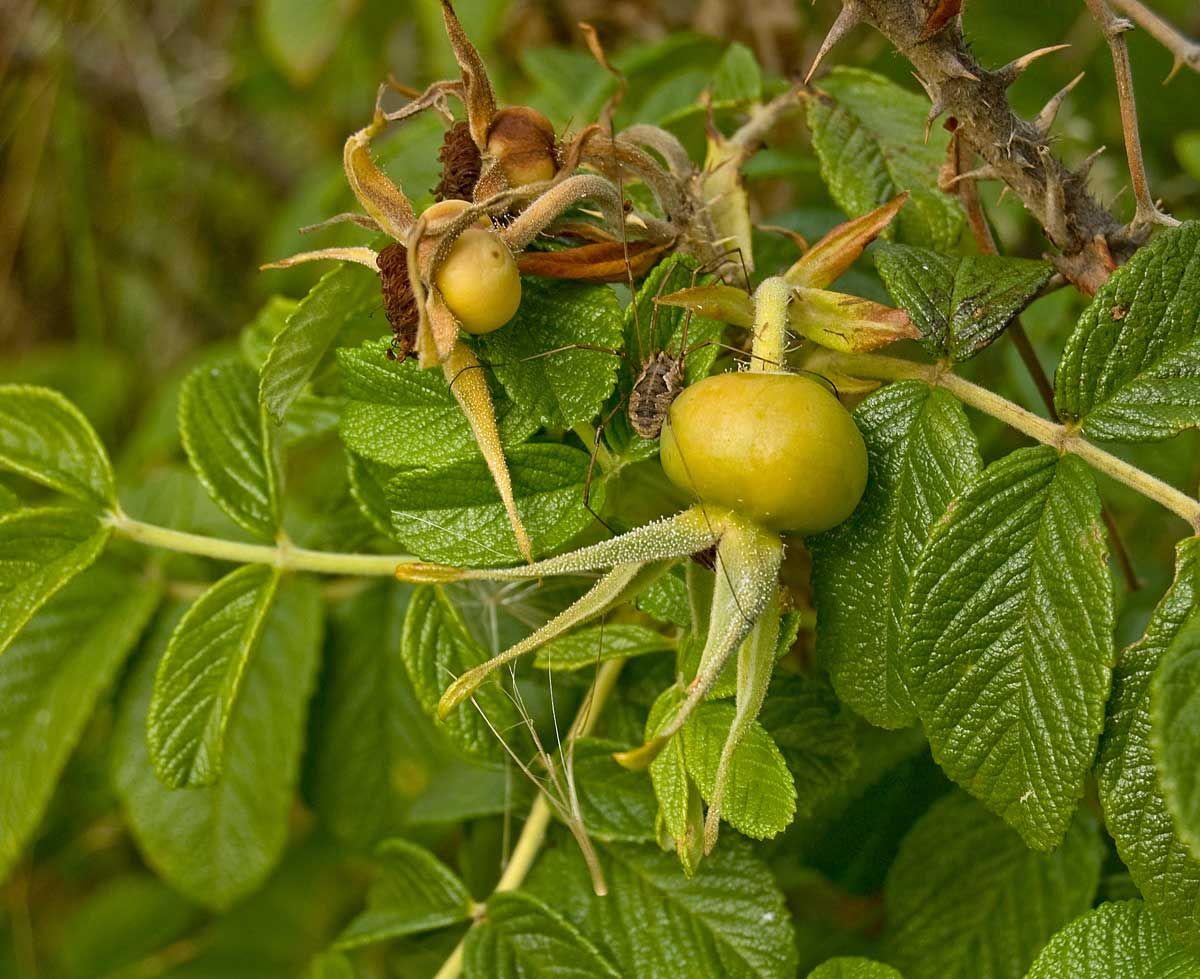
left=433, top=121, right=483, bottom=201
left=440, top=0, right=496, bottom=149
left=516, top=239, right=674, bottom=282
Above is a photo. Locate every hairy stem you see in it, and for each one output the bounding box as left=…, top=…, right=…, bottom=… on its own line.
left=107, top=510, right=413, bottom=575
left=1084, top=0, right=1179, bottom=235
left=1108, top=0, right=1200, bottom=80
left=433, top=657, right=626, bottom=979
left=826, top=353, right=1200, bottom=532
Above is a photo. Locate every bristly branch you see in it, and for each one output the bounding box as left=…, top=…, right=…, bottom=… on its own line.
left=809, top=0, right=1138, bottom=293
left=1109, top=0, right=1200, bottom=81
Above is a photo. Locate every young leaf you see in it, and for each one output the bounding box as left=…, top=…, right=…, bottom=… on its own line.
left=337, top=341, right=538, bottom=469
left=757, top=672, right=859, bottom=822
left=333, top=838, right=473, bottom=950
left=647, top=688, right=705, bottom=875
left=0, top=567, right=158, bottom=881
left=179, top=359, right=282, bottom=541
left=260, top=263, right=379, bottom=424
left=464, top=890, right=621, bottom=979
left=808, top=959, right=903, bottom=979
left=400, top=586, right=523, bottom=763
left=1055, top=221, right=1200, bottom=441
left=389, top=443, right=603, bottom=565
left=308, top=583, right=445, bottom=847
left=811, top=381, right=981, bottom=728
left=240, top=295, right=298, bottom=369
left=885, top=791, right=1104, bottom=979
left=0, top=385, right=116, bottom=507
left=711, top=42, right=762, bottom=104
left=1098, top=538, right=1200, bottom=953
left=682, top=701, right=797, bottom=841
left=568, top=738, right=658, bottom=843
left=903, top=447, right=1114, bottom=850
left=0, top=507, right=111, bottom=656
left=1152, top=615, right=1200, bottom=859
left=475, top=277, right=623, bottom=429
left=873, top=244, right=1053, bottom=362
left=533, top=623, right=674, bottom=671
left=526, top=832, right=799, bottom=979
left=146, top=564, right=281, bottom=788
left=1024, top=900, right=1200, bottom=979
left=804, top=68, right=964, bottom=251
left=636, top=568, right=691, bottom=627
left=113, top=577, right=322, bottom=910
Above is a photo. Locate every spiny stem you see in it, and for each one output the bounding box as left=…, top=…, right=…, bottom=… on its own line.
left=826, top=353, right=1200, bottom=532
left=106, top=510, right=413, bottom=575
left=433, top=658, right=626, bottom=979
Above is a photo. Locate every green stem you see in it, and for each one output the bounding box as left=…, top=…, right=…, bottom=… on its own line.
left=827, top=352, right=1200, bottom=532
left=750, top=277, right=792, bottom=372
left=106, top=510, right=413, bottom=575
left=433, top=657, right=626, bottom=979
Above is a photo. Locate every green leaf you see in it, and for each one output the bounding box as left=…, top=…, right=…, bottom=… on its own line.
left=256, top=0, right=353, bottom=85
left=568, top=737, right=658, bottom=842
left=1055, top=222, right=1200, bottom=441
left=1024, top=901, right=1200, bottom=979
left=903, top=447, right=1114, bottom=850
left=636, top=568, right=690, bottom=627
left=805, top=68, right=964, bottom=251
left=1153, top=615, right=1200, bottom=859
left=0, top=483, right=18, bottom=510
left=0, top=568, right=158, bottom=882
left=305, top=951, right=358, bottom=979
left=526, top=832, right=798, bottom=979
left=647, top=688, right=704, bottom=875
left=0, top=507, right=111, bottom=656
left=308, top=583, right=444, bottom=847
left=533, top=623, right=674, bottom=671
left=811, top=381, right=981, bottom=728
left=682, top=700, right=796, bottom=840
left=240, top=295, right=299, bottom=369
left=808, top=959, right=903, bottom=979
left=401, top=586, right=524, bottom=763
left=757, top=672, right=859, bottom=821
left=885, top=791, right=1104, bottom=979
left=476, top=277, right=623, bottom=429
left=337, top=340, right=538, bottom=469
left=333, top=838, right=473, bottom=949
left=1099, top=538, right=1200, bottom=953
left=711, top=43, right=762, bottom=104
left=113, top=577, right=322, bottom=910
left=0, top=385, right=115, bottom=506
left=261, top=263, right=379, bottom=423
left=146, top=564, right=281, bottom=788
left=57, top=875, right=200, bottom=979
left=389, top=442, right=603, bottom=565
left=465, top=890, right=621, bottom=979
left=179, top=359, right=282, bottom=541
left=873, top=244, right=1053, bottom=362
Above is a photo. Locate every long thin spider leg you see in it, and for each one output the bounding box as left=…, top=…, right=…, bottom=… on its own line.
left=396, top=503, right=730, bottom=582
left=613, top=516, right=783, bottom=770
left=437, top=560, right=672, bottom=717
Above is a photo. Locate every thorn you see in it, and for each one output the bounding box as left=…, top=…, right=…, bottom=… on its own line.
left=996, top=44, right=1070, bottom=87
left=912, top=72, right=946, bottom=143
left=1072, top=145, right=1106, bottom=182
left=997, top=185, right=1011, bottom=205
left=934, top=48, right=980, bottom=82
left=1165, top=56, right=1184, bottom=84
left=1039, top=146, right=1071, bottom=248
left=805, top=3, right=861, bottom=84
left=1033, top=71, right=1084, bottom=135
left=945, top=163, right=1000, bottom=185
